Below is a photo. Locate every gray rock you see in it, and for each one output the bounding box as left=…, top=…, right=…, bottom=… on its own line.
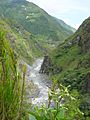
left=39, top=56, right=62, bottom=75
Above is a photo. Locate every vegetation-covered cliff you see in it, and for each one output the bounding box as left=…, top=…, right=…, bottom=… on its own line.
left=0, top=18, right=45, bottom=64
left=40, top=17, right=90, bottom=119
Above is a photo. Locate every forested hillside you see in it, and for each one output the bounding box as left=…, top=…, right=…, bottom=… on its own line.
left=0, top=0, right=75, bottom=45
left=40, top=17, right=90, bottom=119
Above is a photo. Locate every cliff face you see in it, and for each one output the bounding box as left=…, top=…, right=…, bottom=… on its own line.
left=39, top=56, right=52, bottom=75
left=78, top=17, right=90, bottom=53
left=86, top=73, right=90, bottom=93
left=39, top=56, right=62, bottom=75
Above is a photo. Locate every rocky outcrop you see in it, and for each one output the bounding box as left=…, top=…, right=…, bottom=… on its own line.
left=78, top=17, right=90, bottom=53
left=78, top=35, right=90, bottom=53
left=39, top=56, right=52, bottom=75
left=39, top=56, right=62, bottom=75
left=86, top=73, right=90, bottom=93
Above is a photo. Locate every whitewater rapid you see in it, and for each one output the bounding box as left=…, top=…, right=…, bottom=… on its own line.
left=25, top=58, right=51, bottom=106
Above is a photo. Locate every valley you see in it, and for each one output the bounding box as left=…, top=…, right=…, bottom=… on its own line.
left=0, top=0, right=90, bottom=120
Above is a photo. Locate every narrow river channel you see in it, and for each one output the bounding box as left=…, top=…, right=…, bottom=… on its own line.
left=25, top=58, right=51, bottom=106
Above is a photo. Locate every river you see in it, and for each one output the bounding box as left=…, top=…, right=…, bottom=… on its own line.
left=25, top=58, right=51, bottom=106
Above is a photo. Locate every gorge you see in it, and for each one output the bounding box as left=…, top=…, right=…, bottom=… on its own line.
left=0, top=0, right=90, bottom=120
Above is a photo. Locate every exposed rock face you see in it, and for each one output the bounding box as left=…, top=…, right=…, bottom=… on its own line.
left=39, top=56, right=53, bottom=75
left=78, top=35, right=90, bottom=53
left=39, top=56, right=62, bottom=75
left=86, top=73, right=90, bottom=93
left=78, top=17, right=90, bottom=53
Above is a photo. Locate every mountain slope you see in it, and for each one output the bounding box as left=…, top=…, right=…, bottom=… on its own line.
left=0, top=17, right=47, bottom=64
left=0, top=0, right=75, bottom=45
left=55, top=18, right=76, bottom=33
left=40, top=17, right=90, bottom=119
left=41, top=17, right=90, bottom=91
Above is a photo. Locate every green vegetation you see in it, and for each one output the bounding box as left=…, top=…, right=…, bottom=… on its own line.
left=29, top=84, right=83, bottom=120
left=0, top=30, right=21, bottom=119
left=0, top=0, right=76, bottom=64
left=48, top=17, right=90, bottom=119
left=0, top=0, right=89, bottom=120
left=0, top=30, right=83, bottom=120
left=0, top=0, right=75, bottom=46
left=0, top=18, right=46, bottom=64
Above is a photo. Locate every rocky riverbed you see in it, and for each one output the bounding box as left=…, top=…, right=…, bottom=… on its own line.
left=24, top=58, right=52, bottom=106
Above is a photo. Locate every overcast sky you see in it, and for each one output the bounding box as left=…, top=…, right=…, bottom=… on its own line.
left=27, top=0, right=90, bottom=29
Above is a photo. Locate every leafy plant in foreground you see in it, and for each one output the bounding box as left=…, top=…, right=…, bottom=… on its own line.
left=29, top=81, right=83, bottom=120
left=0, top=30, right=20, bottom=120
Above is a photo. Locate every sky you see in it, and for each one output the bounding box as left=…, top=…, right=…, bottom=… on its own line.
left=27, top=0, right=90, bottom=29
